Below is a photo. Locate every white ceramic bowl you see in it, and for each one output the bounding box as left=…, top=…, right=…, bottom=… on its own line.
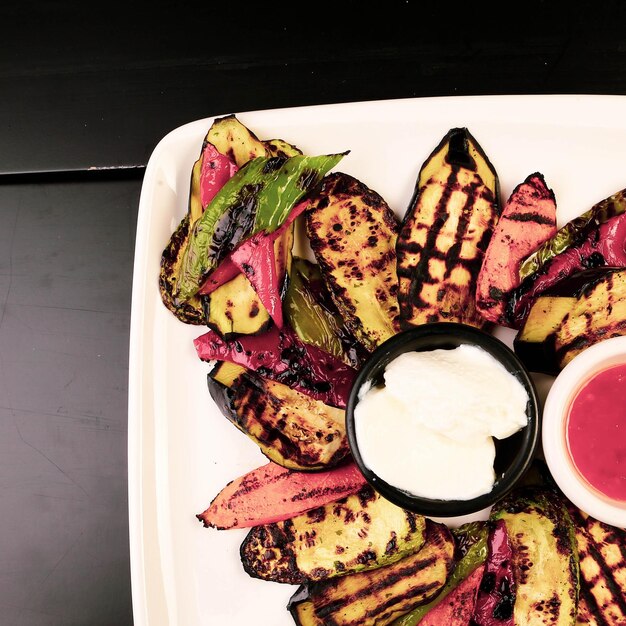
left=542, top=336, right=626, bottom=529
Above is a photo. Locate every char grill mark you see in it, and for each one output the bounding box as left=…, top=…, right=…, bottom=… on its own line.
left=396, top=155, right=497, bottom=328
left=504, top=211, right=556, bottom=224
left=567, top=505, right=626, bottom=624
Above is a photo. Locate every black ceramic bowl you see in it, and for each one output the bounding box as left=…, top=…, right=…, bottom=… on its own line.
left=345, top=322, right=540, bottom=518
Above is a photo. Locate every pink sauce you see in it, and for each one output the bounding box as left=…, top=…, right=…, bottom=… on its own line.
left=566, top=363, right=626, bottom=502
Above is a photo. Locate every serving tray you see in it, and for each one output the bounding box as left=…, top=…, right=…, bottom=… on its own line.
left=128, top=94, right=626, bottom=625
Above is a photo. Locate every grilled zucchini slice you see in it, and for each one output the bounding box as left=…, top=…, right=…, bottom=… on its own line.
left=206, top=113, right=303, bottom=166
left=555, top=268, right=626, bottom=366
left=513, top=294, right=578, bottom=375
left=204, top=221, right=295, bottom=338
left=205, top=113, right=268, bottom=166
left=491, top=486, right=579, bottom=626
left=241, top=484, right=427, bottom=585
left=396, top=127, right=500, bottom=328
left=204, top=272, right=271, bottom=337
left=514, top=268, right=626, bottom=373
left=391, top=521, right=489, bottom=626
left=566, top=504, right=626, bottom=626
left=305, top=172, right=401, bottom=352
left=288, top=520, right=454, bottom=626
left=208, top=362, right=349, bottom=471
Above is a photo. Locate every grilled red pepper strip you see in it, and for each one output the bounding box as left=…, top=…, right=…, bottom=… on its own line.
left=230, top=199, right=308, bottom=327
left=198, top=199, right=309, bottom=327
left=472, top=518, right=516, bottom=625
left=197, top=460, right=367, bottom=530
left=199, top=142, right=239, bottom=208
left=194, top=324, right=356, bottom=408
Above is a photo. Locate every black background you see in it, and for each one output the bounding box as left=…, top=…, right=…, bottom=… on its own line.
left=3, top=1, right=626, bottom=176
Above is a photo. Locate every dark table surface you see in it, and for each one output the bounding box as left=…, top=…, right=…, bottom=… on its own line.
left=4, top=2, right=626, bottom=178
left=2, top=3, right=626, bottom=625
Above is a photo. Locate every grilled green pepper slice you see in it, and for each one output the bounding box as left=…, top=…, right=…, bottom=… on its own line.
left=174, top=152, right=346, bottom=304
left=284, top=257, right=366, bottom=368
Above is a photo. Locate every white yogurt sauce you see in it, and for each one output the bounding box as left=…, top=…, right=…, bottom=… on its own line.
left=354, top=344, right=529, bottom=501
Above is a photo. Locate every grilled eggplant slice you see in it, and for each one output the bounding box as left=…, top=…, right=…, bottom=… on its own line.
left=514, top=268, right=626, bottom=374
left=566, top=504, right=626, bottom=626
left=265, top=137, right=304, bottom=159
left=206, top=114, right=303, bottom=166
left=208, top=362, right=349, bottom=470
left=208, top=360, right=245, bottom=388
left=513, top=295, right=578, bottom=374
left=241, top=484, right=427, bottom=585
left=287, top=520, right=454, bottom=626
left=397, top=127, right=500, bottom=328
left=160, top=212, right=205, bottom=323
left=490, top=486, right=579, bottom=626
left=416, top=126, right=499, bottom=201
left=305, top=172, right=401, bottom=352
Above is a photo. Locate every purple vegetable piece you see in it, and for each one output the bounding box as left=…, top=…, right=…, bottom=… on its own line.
left=193, top=324, right=357, bottom=408
left=472, top=519, right=515, bottom=626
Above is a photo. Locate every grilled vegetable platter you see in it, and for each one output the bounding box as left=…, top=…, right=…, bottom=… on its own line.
left=154, top=110, right=626, bottom=625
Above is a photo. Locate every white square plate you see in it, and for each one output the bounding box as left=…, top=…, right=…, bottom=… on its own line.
left=128, top=94, right=626, bottom=625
